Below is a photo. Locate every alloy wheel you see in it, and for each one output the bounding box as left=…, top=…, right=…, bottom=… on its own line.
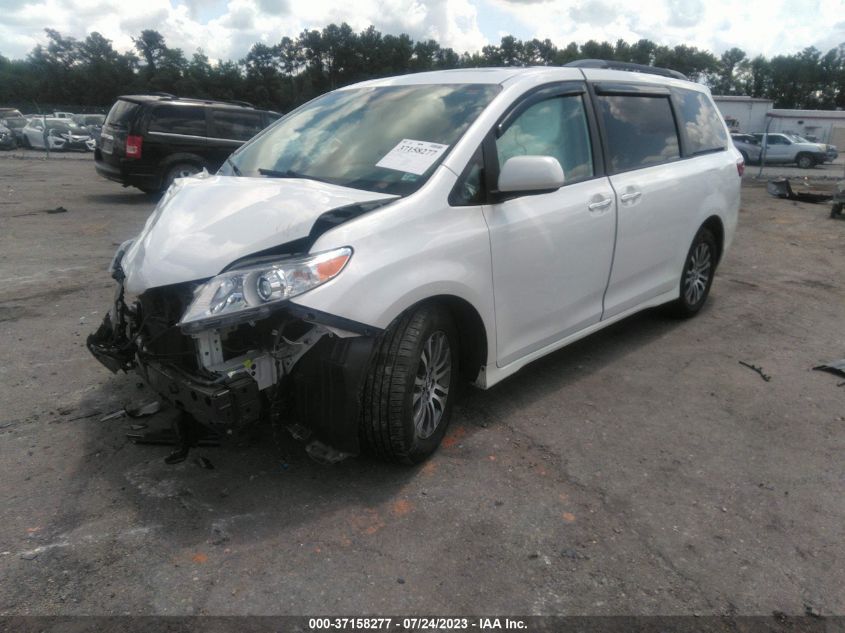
left=684, top=242, right=711, bottom=305
left=412, top=330, right=452, bottom=440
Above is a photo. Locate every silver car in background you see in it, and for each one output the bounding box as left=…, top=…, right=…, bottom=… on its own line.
left=731, top=133, right=762, bottom=164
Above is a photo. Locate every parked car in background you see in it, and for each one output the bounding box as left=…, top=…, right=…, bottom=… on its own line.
left=730, top=133, right=761, bottom=164
left=73, top=114, right=106, bottom=141
left=0, top=108, right=24, bottom=119
left=21, top=118, right=95, bottom=151
left=94, top=95, right=280, bottom=193
left=52, top=111, right=75, bottom=119
left=782, top=132, right=838, bottom=163
left=89, top=62, right=740, bottom=463
left=0, top=123, right=16, bottom=150
left=752, top=132, right=828, bottom=168
left=0, top=114, right=27, bottom=146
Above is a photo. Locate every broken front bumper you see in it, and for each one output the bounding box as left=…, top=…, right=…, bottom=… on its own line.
left=138, top=360, right=261, bottom=428
left=87, top=283, right=381, bottom=453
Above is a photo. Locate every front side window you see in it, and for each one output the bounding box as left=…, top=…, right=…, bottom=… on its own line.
left=149, top=106, right=206, bottom=137
left=496, top=94, right=593, bottom=183
left=676, top=89, right=727, bottom=155
left=597, top=95, right=680, bottom=172
left=229, top=84, right=500, bottom=196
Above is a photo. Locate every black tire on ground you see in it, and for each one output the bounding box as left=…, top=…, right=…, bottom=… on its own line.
left=739, top=150, right=749, bottom=164
left=136, top=187, right=159, bottom=195
left=360, top=303, right=458, bottom=464
left=796, top=153, right=816, bottom=169
left=666, top=227, right=718, bottom=319
left=163, top=162, right=201, bottom=190
left=21, top=136, right=30, bottom=148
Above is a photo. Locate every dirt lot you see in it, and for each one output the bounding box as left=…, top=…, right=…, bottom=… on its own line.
left=0, top=155, right=843, bottom=617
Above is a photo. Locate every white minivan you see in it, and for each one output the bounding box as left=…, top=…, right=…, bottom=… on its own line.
left=89, top=61, right=741, bottom=464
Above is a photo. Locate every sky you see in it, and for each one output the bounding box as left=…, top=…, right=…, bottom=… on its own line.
left=2, top=0, right=845, bottom=63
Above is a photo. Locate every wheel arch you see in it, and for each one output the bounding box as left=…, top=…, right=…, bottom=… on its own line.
left=701, top=215, right=725, bottom=265
left=159, top=152, right=209, bottom=175
left=399, top=294, right=488, bottom=384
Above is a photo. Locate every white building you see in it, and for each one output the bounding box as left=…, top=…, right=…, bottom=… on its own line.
left=712, top=96, right=773, bottom=133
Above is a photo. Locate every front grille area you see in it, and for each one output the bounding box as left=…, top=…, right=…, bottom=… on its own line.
left=136, top=282, right=200, bottom=371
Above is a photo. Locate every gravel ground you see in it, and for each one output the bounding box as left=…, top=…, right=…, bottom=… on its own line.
left=0, top=157, right=843, bottom=617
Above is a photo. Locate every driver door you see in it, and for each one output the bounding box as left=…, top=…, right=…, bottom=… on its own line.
left=483, top=85, right=616, bottom=366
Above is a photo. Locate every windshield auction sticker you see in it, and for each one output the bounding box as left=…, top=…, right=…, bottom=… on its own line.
left=376, top=139, right=449, bottom=175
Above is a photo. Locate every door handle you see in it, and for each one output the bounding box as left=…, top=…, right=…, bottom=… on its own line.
left=620, top=191, right=642, bottom=202
left=588, top=197, right=613, bottom=211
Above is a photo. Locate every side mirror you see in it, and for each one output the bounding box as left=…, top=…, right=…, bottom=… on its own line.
left=498, top=155, right=565, bottom=194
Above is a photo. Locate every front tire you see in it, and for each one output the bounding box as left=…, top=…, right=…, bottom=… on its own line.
left=360, top=304, right=458, bottom=464
left=667, top=228, right=717, bottom=318
left=796, top=153, right=815, bottom=169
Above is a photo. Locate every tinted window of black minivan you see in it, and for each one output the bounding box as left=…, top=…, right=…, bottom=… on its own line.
left=105, top=100, right=139, bottom=128
left=210, top=109, right=264, bottom=141
left=149, top=106, right=206, bottom=136
left=676, top=89, right=727, bottom=155
left=597, top=95, right=680, bottom=172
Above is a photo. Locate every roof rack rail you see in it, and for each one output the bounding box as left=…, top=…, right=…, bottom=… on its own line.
left=565, top=59, right=688, bottom=81
left=226, top=100, right=255, bottom=108
left=149, top=92, right=177, bottom=98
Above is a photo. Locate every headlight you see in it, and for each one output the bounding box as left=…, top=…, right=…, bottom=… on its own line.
left=179, top=246, right=352, bottom=332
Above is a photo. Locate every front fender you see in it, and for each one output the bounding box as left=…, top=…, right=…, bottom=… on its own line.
left=290, top=169, right=497, bottom=366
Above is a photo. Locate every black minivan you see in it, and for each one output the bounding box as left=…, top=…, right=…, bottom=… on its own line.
left=94, top=95, right=279, bottom=193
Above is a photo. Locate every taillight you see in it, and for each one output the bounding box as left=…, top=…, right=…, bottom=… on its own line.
left=736, top=158, right=745, bottom=177
left=125, top=135, right=143, bottom=159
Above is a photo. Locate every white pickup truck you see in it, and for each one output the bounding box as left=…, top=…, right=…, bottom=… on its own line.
left=753, top=132, right=833, bottom=168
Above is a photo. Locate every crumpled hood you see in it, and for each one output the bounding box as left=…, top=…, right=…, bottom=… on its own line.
left=122, top=174, right=397, bottom=293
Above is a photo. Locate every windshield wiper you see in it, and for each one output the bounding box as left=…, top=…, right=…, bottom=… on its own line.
left=226, top=157, right=242, bottom=176
left=258, top=168, right=307, bottom=178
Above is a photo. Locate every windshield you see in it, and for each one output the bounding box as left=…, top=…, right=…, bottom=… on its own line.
left=786, top=133, right=812, bottom=143
left=50, top=123, right=85, bottom=134
left=227, top=83, right=500, bottom=195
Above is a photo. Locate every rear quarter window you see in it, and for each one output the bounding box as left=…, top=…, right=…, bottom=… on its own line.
left=596, top=94, right=680, bottom=172
left=210, top=109, right=265, bottom=141
left=148, top=106, right=206, bottom=136
left=676, top=89, right=727, bottom=155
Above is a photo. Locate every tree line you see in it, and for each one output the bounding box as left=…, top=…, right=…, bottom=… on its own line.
left=1, top=24, right=844, bottom=114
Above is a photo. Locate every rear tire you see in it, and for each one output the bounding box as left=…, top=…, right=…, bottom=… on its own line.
left=163, top=162, right=201, bottom=190
left=666, top=228, right=717, bottom=318
left=360, top=304, right=458, bottom=464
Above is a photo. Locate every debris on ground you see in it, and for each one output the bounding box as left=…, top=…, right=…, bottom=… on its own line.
left=739, top=361, right=771, bottom=382
left=194, top=456, right=214, bottom=470
left=99, top=408, right=126, bottom=422
left=830, top=181, right=845, bottom=219
left=66, top=410, right=102, bottom=422
left=767, top=178, right=832, bottom=203
left=126, top=401, right=161, bottom=418
left=813, top=359, right=845, bottom=383
left=100, top=400, right=161, bottom=422
left=10, top=206, right=69, bottom=218
left=210, top=525, right=230, bottom=545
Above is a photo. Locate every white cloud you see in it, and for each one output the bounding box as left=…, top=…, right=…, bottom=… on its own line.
left=0, top=0, right=843, bottom=65
left=489, top=0, right=845, bottom=57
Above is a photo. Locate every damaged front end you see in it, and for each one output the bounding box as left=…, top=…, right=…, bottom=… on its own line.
left=87, top=246, right=381, bottom=457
